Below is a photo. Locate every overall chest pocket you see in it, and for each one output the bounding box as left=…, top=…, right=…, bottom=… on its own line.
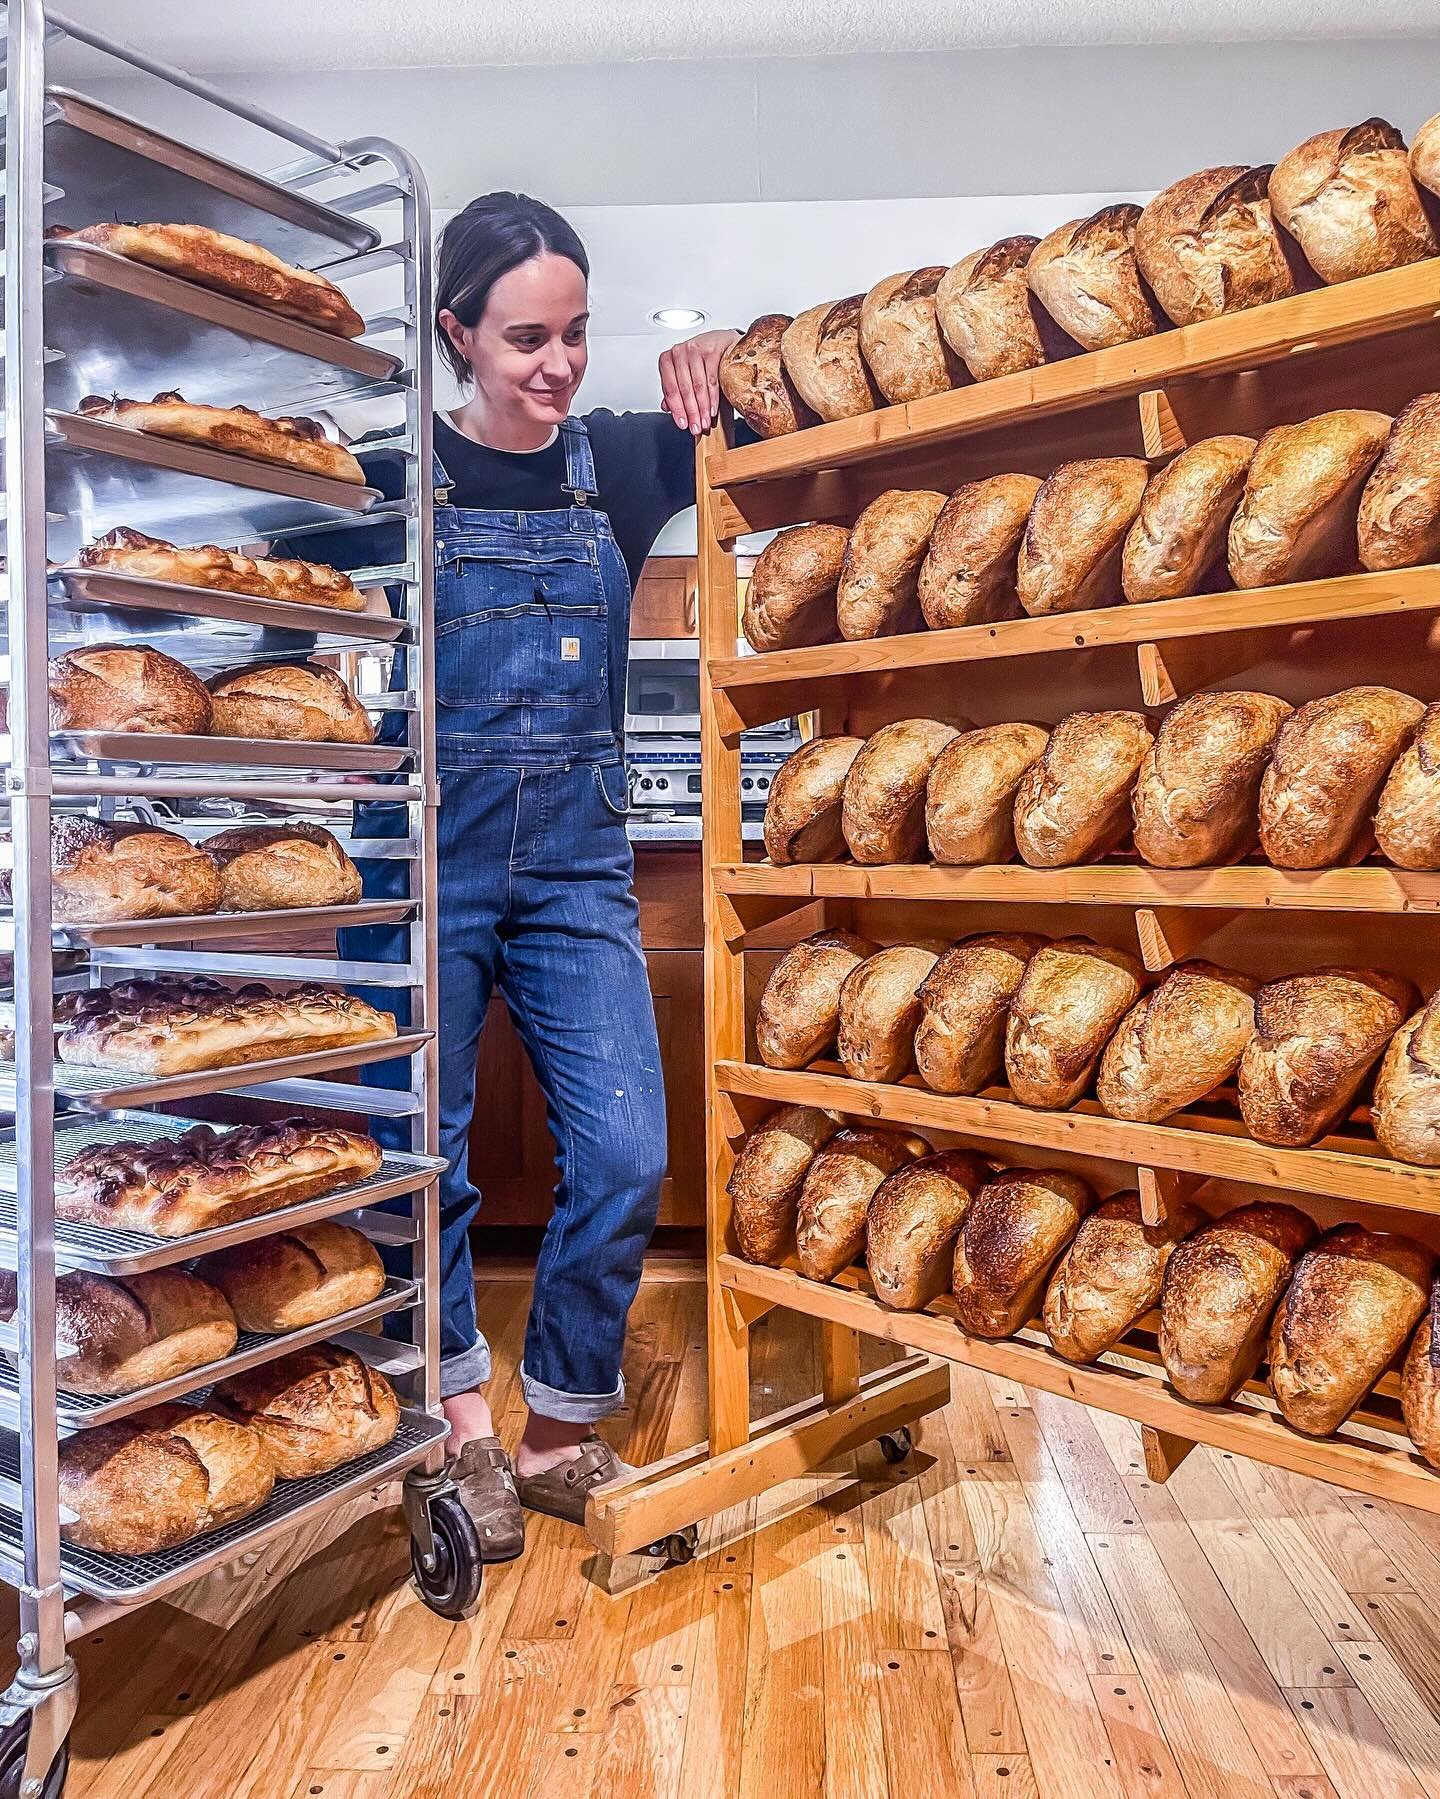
left=435, top=543, right=609, bottom=709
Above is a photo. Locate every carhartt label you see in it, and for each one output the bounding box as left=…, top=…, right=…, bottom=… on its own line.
left=560, top=636, right=581, bottom=661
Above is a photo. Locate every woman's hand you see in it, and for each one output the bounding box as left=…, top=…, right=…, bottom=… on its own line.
left=659, top=328, right=740, bottom=437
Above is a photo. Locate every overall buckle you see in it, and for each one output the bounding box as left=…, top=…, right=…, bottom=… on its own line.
left=561, top=484, right=593, bottom=508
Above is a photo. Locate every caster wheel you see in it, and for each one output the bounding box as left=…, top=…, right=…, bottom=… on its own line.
left=664, top=1528, right=697, bottom=1567
left=878, top=1427, right=913, bottom=1465
left=0, top=1715, right=69, bottom=1799
left=411, top=1491, right=484, bottom=1620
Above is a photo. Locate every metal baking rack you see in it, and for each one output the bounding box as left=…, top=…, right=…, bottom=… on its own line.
left=2, top=7, right=470, bottom=1787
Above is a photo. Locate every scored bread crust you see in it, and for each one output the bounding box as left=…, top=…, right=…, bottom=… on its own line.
left=75, top=391, right=366, bottom=485
left=914, top=932, right=1045, bottom=1097
left=837, top=489, right=949, bottom=641
left=859, top=267, right=967, bottom=403
left=780, top=296, right=883, bottom=422
left=918, top=475, right=1042, bottom=630
left=951, top=1168, right=1094, bottom=1339
left=1134, top=165, right=1302, bottom=326
left=1043, top=1192, right=1203, bottom=1365
left=1121, top=435, right=1257, bottom=603
left=211, top=1345, right=399, bottom=1479
left=795, top=1126, right=928, bottom=1284
left=1026, top=204, right=1164, bottom=351
left=742, top=523, right=848, bottom=653
left=1268, top=120, right=1438, bottom=284
left=55, top=1115, right=383, bottom=1237
left=49, top=643, right=214, bottom=735
left=1016, top=457, right=1150, bottom=617
left=935, top=236, right=1079, bottom=382
left=194, top=1221, right=385, bottom=1334
left=1012, top=709, right=1155, bottom=868
left=754, top=929, right=877, bottom=1069
left=1373, top=998, right=1440, bottom=1167
left=77, top=527, right=364, bottom=611
left=727, top=1106, right=841, bottom=1266
left=1376, top=701, right=1440, bottom=871
left=1358, top=395, right=1440, bottom=574
left=204, top=822, right=362, bottom=912
left=207, top=659, right=376, bottom=744
left=837, top=943, right=942, bottom=1085
left=763, top=736, right=865, bottom=866
left=1268, top=1223, right=1434, bottom=1436
left=47, top=221, right=365, bottom=337
left=46, top=815, right=224, bottom=924
left=1131, top=690, right=1293, bottom=868
left=1095, top=959, right=1260, bottom=1125
left=866, top=1149, right=992, bottom=1311
left=56, top=976, right=397, bottom=1076
left=719, top=315, right=817, bottom=439
left=1004, top=936, right=1146, bottom=1110
left=842, top=718, right=963, bottom=864
left=926, top=722, right=1050, bottom=865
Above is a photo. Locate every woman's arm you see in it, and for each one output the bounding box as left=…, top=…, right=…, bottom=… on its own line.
left=658, top=328, right=741, bottom=437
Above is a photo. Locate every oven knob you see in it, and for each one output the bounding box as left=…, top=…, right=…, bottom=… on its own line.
left=656, top=775, right=670, bottom=791
left=758, top=776, right=770, bottom=791
left=640, top=778, right=654, bottom=790
left=741, top=777, right=753, bottom=791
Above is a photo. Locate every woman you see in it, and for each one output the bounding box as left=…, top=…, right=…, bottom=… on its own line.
left=329, top=193, right=738, bottom=1559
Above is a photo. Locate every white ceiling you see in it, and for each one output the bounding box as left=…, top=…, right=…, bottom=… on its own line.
left=50, top=0, right=1440, bottom=72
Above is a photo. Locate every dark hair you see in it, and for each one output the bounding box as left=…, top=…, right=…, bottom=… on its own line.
left=434, top=192, right=590, bottom=386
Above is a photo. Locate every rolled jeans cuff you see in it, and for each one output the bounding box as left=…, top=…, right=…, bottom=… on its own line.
left=520, top=1361, right=625, bottom=1424
left=439, top=1334, right=492, bottom=1400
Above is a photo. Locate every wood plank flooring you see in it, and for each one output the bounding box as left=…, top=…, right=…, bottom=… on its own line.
left=33, top=1258, right=1440, bottom=1798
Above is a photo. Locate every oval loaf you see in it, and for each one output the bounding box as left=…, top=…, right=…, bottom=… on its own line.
left=1402, top=1280, right=1440, bottom=1471
left=1026, top=205, right=1164, bottom=351
left=936, top=236, right=1078, bottom=381
left=718, top=315, right=817, bottom=439
left=1269, top=119, right=1437, bottom=285
left=1004, top=936, right=1146, bottom=1110
left=193, top=1221, right=385, bottom=1333
left=210, top=1344, right=399, bottom=1479
left=1376, top=701, right=1440, bottom=871
left=951, top=1168, right=1094, bottom=1339
left=727, top=1106, right=841, bottom=1265
left=1044, top=1191, right=1204, bottom=1364
left=859, top=268, right=965, bottom=403
left=1121, top=435, right=1257, bottom=604
left=926, top=722, right=1050, bottom=865
left=1373, top=995, right=1440, bottom=1167
left=1097, top=960, right=1260, bottom=1125
left=1413, top=112, right=1440, bottom=198
left=1228, top=409, right=1392, bottom=590
left=838, top=943, right=942, bottom=1085
left=837, top=489, right=949, bottom=641
left=917, top=475, right=1042, bottom=630
left=1012, top=709, right=1155, bottom=868
left=866, top=1149, right=991, bottom=1311
left=1358, top=394, right=1440, bottom=574
left=1131, top=690, right=1292, bottom=868
left=796, top=1126, right=928, bottom=1283
left=1134, top=164, right=1301, bottom=326
left=781, top=297, right=883, bottom=422
left=755, top=928, right=877, bottom=1068
left=843, top=719, right=963, bottom=864
left=1016, top=458, right=1150, bottom=617
left=763, top=736, right=866, bottom=866
left=914, top=932, right=1045, bottom=1096
left=742, top=523, right=849, bottom=653
left=49, top=643, right=213, bottom=736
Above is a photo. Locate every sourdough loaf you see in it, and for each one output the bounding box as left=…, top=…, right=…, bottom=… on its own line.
left=859, top=268, right=965, bottom=403
left=838, top=943, right=942, bottom=1085
left=1413, top=113, right=1440, bottom=198
left=951, top=1168, right=1093, bottom=1338
left=754, top=929, right=877, bottom=1068
left=780, top=297, right=883, bottom=422
left=913, top=932, right=1044, bottom=1096
left=210, top=1344, right=399, bottom=1479
left=1004, top=936, right=1145, bottom=1110
left=204, top=821, right=361, bottom=912
left=1121, top=435, right=1257, bottom=603
left=763, top=736, right=866, bottom=866
left=1376, top=701, right=1440, bottom=871
left=194, top=1221, right=385, bottom=1333
left=866, top=1149, right=991, bottom=1311
left=1012, top=709, right=1155, bottom=867
left=1131, top=690, right=1292, bottom=868
left=1026, top=204, right=1164, bottom=351
left=925, top=722, right=1049, bottom=865
left=207, top=660, right=374, bottom=744
left=742, top=524, right=848, bottom=653
left=837, top=489, right=949, bottom=641
left=1043, top=1191, right=1203, bottom=1364
left=1357, top=395, right=1440, bottom=573
left=1134, top=165, right=1302, bottom=326
left=935, top=237, right=1078, bottom=382
left=795, top=1126, right=928, bottom=1283
left=1015, top=458, right=1150, bottom=617
left=842, top=719, right=962, bottom=864
left=917, top=475, right=1042, bottom=630
left=1403, top=1281, right=1440, bottom=1470
left=47, top=816, right=224, bottom=924
left=1269, top=120, right=1437, bottom=284
left=1096, top=960, right=1259, bottom=1124
left=1373, top=995, right=1440, bottom=1166
left=49, top=644, right=213, bottom=736
left=1159, top=1202, right=1317, bottom=1404
left=1228, top=410, right=1392, bottom=590
left=727, top=1106, right=840, bottom=1265
left=718, top=316, right=817, bottom=438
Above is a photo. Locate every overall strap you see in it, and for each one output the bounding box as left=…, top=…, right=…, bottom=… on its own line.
left=431, top=440, right=454, bottom=504
left=559, top=416, right=597, bottom=507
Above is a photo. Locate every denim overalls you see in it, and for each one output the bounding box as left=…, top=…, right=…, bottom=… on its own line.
left=342, top=418, right=666, bottom=1422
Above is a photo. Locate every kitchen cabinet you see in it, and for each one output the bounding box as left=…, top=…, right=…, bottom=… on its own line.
left=628, top=555, right=696, bottom=638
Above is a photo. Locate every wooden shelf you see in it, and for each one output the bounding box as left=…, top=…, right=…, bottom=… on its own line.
left=709, top=563, right=1440, bottom=695
left=718, top=1254, right=1440, bottom=1515
left=716, top=859, right=1440, bottom=914
left=714, top=1059, right=1440, bottom=1215
left=706, top=259, right=1440, bottom=494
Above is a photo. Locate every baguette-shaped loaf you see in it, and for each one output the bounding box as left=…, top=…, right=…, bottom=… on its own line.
left=1044, top=1191, right=1204, bottom=1364
left=742, top=524, right=848, bottom=653
left=1096, top=960, right=1260, bottom=1124
left=780, top=297, right=883, bottom=422
left=926, top=723, right=1050, bottom=865
left=194, top=1221, right=386, bottom=1334
left=1012, top=710, right=1155, bottom=868
left=1269, top=1223, right=1434, bottom=1435
left=1258, top=685, right=1423, bottom=869
left=1358, top=395, right=1440, bottom=574
left=718, top=315, right=817, bottom=439
left=866, top=1149, right=991, bottom=1311
left=1237, top=966, right=1417, bottom=1147
left=914, top=932, right=1045, bottom=1096
left=843, top=719, right=963, bottom=864
left=795, top=1126, right=928, bottom=1283
left=1016, top=458, right=1150, bottom=617
left=1159, top=1202, right=1318, bottom=1403
left=859, top=268, right=965, bottom=403
left=1134, top=165, right=1301, bottom=326
left=1402, top=1280, right=1440, bottom=1470
left=936, top=236, right=1079, bottom=381
left=1005, top=937, right=1145, bottom=1110
left=210, top=1345, right=399, bottom=1479
left=727, top=1106, right=841, bottom=1265
left=952, top=1169, right=1094, bottom=1338
left=1025, top=205, right=1164, bottom=351
left=1373, top=997, right=1440, bottom=1167
left=763, top=736, right=866, bottom=866
left=1228, top=410, right=1392, bottom=590
left=77, top=391, right=365, bottom=484
left=1131, top=691, right=1292, bottom=868
left=838, top=944, right=942, bottom=1085
left=837, top=490, right=949, bottom=641
left=1121, top=435, right=1257, bottom=603
left=917, top=475, right=1042, bottom=630
left=1269, top=119, right=1437, bottom=284
left=754, top=929, right=877, bottom=1069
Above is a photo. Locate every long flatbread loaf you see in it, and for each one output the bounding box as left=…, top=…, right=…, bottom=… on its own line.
left=75, top=392, right=366, bottom=486
left=56, top=976, right=396, bottom=1075
left=78, top=528, right=365, bottom=612
left=47, top=221, right=365, bottom=338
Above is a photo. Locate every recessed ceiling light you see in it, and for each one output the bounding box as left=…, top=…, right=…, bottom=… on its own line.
left=649, top=306, right=708, bottom=328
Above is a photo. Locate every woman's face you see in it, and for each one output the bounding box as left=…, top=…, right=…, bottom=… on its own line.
left=442, top=252, right=589, bottom=428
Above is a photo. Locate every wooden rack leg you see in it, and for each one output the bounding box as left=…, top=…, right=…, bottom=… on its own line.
left=1142, top=1425, right=1197, bottom=1484
left=821, top=1324, right=862, bottom=1405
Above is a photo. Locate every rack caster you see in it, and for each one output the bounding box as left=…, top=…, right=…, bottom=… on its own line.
left=405, top=1468, right=483, bottom=1620
left=0, top=1711, right=70, bottom=1799
left=641, top=1524, right=699, bottom=1567
left=878, top=1427, right=914, bottom=1465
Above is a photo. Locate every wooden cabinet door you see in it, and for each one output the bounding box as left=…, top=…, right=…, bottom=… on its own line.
left=645, top=949, right=705, bottom=1227
left=630, top=556, right=697, bottom=638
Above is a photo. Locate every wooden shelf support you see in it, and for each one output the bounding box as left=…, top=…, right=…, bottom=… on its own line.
left=1142, top=1425, right=1198, bottom=1483
left=1139, top=389, right=1187, bottom=460
left=1138, top=1166, right=1209, bottom=1226
left=1135, top=905, right=1243, bottom=971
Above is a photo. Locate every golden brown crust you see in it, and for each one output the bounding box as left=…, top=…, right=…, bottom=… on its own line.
left=1012, top=709, right=1154, bottom=868
left=210, top=1345, right=399, bottom=1479
left=914, top=932, right=1045, bottom=1096
left=1228, top=409, right=1392, bottom=589
left=207, top=659, right=375, bottom=745
left=1269, top=1223, right=1434, bottom=1435
left=951, top=1168, right=1093, bottom=1338
left=1131, top=690, right=1292, bottom=868
left=1375, top=701, right=1440, bottom=871
left=1121, top=435, right=1257, bottom=603
left=795, top=1126, right=929, bottom=1283
left=837, top=489, right=949, bottom=641
left=859, top=267, right=966, bottom=403
left=925, top=722, right=1049, bottom=865
left=1026, top=205, right=1165, bottom=351
left=1402, top=1281, right=1440, bottom=1468
left=1016, top=458, right=1150, bottom=617
left=1413, top=113, right=1440, bottom=199
left=1004, top=936, right=1146, bottom=1110
left=1159, top=1202, right=1317, bottom=1403
left=719, top=315, right=817, bottom=439
left=203, top=822, right=362, bottom=912
left=1358, top=395, right=1440, bottom=573
left=1258, top=685, right=1423, bottom=868
left=727, top=1106, right=841, bottom=1265
left=1237, top=966, right=1417, bottom=1147
left=1044, top=1192, right=1203, bottom=1364
left=780, top=297, right=883, bottom=422
left=194, top=1221, right=385, bottom=1333
left=77, top=527, right=364, bottom=611
left=1095, top=959, right=1260, bottom=1124
left=742, top=523, right=848, bottom=653
left=49, top=643, right=213, bottom=736
left=754, top=929, right=877, bottom=1069
left=48, top=221, right=365, bottom=337
left=866, top=1149, right=991, bottom=1311
left=1373, top=998, right=1440, bottom=1167
left=918, top=475, right=1042, bottom=630
left=842, top=718, right=963, bottom=864
left=1134, top=165, right=1302, bottom=326
left=763, top=736, right=866, bottom=866
left=1268, top=120, right=1437, bottom=284
left=75, top=391, right=365, bottom=485
left=837, top=943, right=942, bottom=1085
left=44, top=816, right=224, bottom=924
left=936, top=236, right=1079, bottom=382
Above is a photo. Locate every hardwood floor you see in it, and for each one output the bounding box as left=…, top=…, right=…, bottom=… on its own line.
left=42, top=1258, right=1440, bottom=1798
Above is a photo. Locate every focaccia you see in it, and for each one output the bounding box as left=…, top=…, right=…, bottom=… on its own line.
left=56, top=1116, right=384, bottom=1237
left=75, top=392, right=366, bottom=486
left=56, top=976, right=396, bottom=1075
left=46, top=221, right=365, bottom=339
left=77, top=528, right=365, bottom=612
